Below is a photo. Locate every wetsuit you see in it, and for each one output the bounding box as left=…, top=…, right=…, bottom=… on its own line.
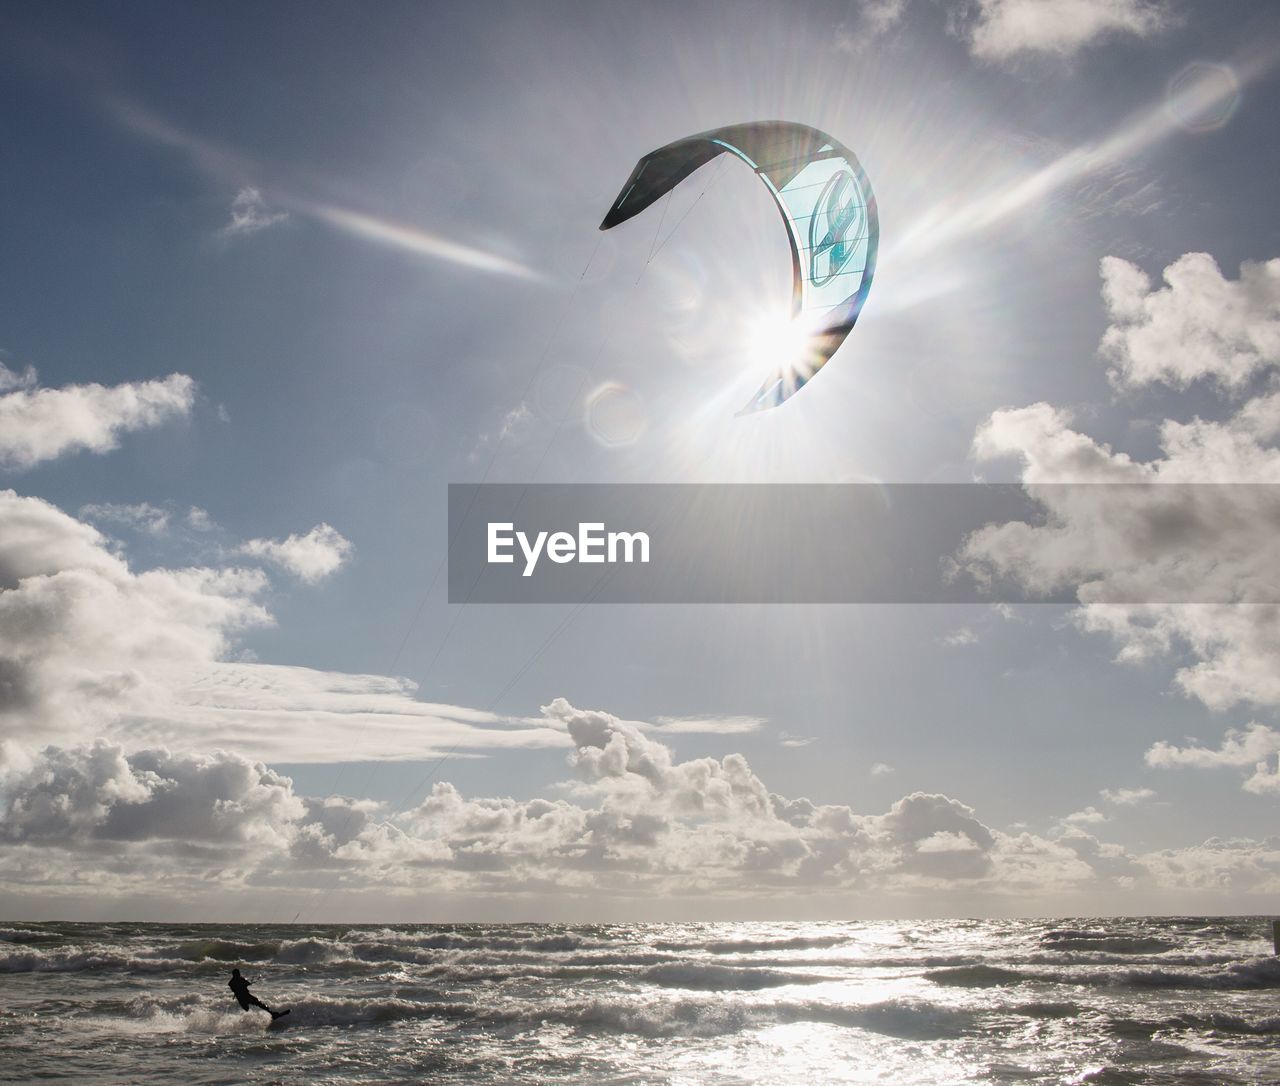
left=229, top=974, right=272, bottom=1013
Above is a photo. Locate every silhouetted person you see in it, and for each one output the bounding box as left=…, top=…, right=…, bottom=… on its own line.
left=228, top=968, right=288, bottom=1020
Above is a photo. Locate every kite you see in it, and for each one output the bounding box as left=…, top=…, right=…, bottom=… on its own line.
left=600, top=121, right=878, bottom=414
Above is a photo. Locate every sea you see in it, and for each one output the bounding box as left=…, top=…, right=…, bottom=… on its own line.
left=2, top=917, right=1278, bottom=1085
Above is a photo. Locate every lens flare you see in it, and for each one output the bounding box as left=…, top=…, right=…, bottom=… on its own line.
left=584, top=382, right=648, bottom=447
left=1165, top=61, right=1242, bottom=133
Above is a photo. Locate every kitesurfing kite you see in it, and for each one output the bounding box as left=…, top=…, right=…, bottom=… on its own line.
left=600, top=121, right=878, bottom=414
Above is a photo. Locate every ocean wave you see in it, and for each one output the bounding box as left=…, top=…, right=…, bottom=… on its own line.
left=1169, top=1010, right=1280, bottom=1035
left=927, top=954, right=1280, bottom=993
left=87, top=989, right=977, bottom=1042
left=160, top=939, right=280, bottom=962
left=1116, top=956, right=1280, bottom=991
left=522, top=995, right=976, bottom=1040
left=639, top=963, right=830, bottom=990
left=925, top=964, right=1027, bottom=987
left=0, top=926, right=51, bottom=944
left=654, top=934, right=849, bottom=954
left=1040, top=935, right=1176, bottom=954
left=272, top=937, right=352, bottom=965
left=1023, top=950, right=1239, bottom=968
left=340, top=929, right=598, bottom=953
left=1011, top=1001, right=1082, bottom=1018
left=0, top=946, right=197, bottom=975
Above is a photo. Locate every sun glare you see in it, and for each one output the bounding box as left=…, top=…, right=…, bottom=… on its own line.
left=743, top=309, right=817, bottom=384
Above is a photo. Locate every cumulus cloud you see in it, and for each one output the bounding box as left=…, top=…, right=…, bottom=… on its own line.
left=0, top=742, right=302, bottom=848
left=961, top=250, right=1280, bottom=715
left=959, top=0, right=1171, bottom=63
left=0, top=491, right=564, bottom=762
left=238, top=523, right=354, bottom=583
left=2, top=698, right=1277, bottom=910
left=1140, top=836, right=1280, bottom=895
left=1061, top=806, right=1109, bottom=827
left=0, top=369, right=195, bottom=470
left=221, top=186, right=288, bottom=237
left=1146, top=724, right=1280, bottom=795
left=1101, top=254, right=1280, bottom=391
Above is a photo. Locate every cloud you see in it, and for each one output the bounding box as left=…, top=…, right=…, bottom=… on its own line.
left=0, top=361, right=37, bottom=393
left=79, top=502, right=171, bottom=536
left=1101, top=254, right=1280, bottom=391
left=1146, top=724, right=1280, bottom=796
left=0, top=369, right=195, bottom=471
left=961, top=250, right=1280, bottom=715
left=110, top=98, right=542, bottom=282
left=1139, top=836, right=1280, bottom=894
left=857, top=0, right=908, bottom=35
left=942, top=626, right=978, bottom=647
left=870, top=762, right=896, bottom=777
left=778, top=732, right=817, bottom=749
left=237, top=524, right=354, bottom=583
left=221, top=186, right=289, bottom=237
left=0, top=491, right=566, bottom=763
left=960, top=0, right=1172, bottom=63
left=0, top=741, right=302, bottom=848
left=1061, top=806, right=1109, bottom=827
left=1100, top=786, right=1156, bottom=806
left=651, top=715, right=766, bottom=736
left=4, top=698, right=1278, bottom=911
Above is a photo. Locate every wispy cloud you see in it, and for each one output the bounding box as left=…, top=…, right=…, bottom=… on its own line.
left=221, top=186, right=289, bottom=238
left=79, top=502, right=171, bottom=536
left=1101, top=786, right=1157, bottom=806
left=0, top=360, right=36, bottom=393
left=778, top=731, right=817, bottom=748
left=651, top=714, right=766, bottom=736
left=109, top=96, right=541, bottom=281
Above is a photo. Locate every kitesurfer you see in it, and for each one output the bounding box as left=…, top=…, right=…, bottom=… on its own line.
left=228, top=968, right=289, bottom=1019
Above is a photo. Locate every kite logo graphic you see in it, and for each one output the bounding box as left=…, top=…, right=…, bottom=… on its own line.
left=808, top=170, right=863, bottom=288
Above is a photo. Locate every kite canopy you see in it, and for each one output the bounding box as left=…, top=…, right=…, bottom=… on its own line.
left=600, top=121, right=878, bottom=414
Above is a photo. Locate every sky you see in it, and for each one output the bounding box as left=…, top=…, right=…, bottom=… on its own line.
left=2, top=0, right=1280, bottom=922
